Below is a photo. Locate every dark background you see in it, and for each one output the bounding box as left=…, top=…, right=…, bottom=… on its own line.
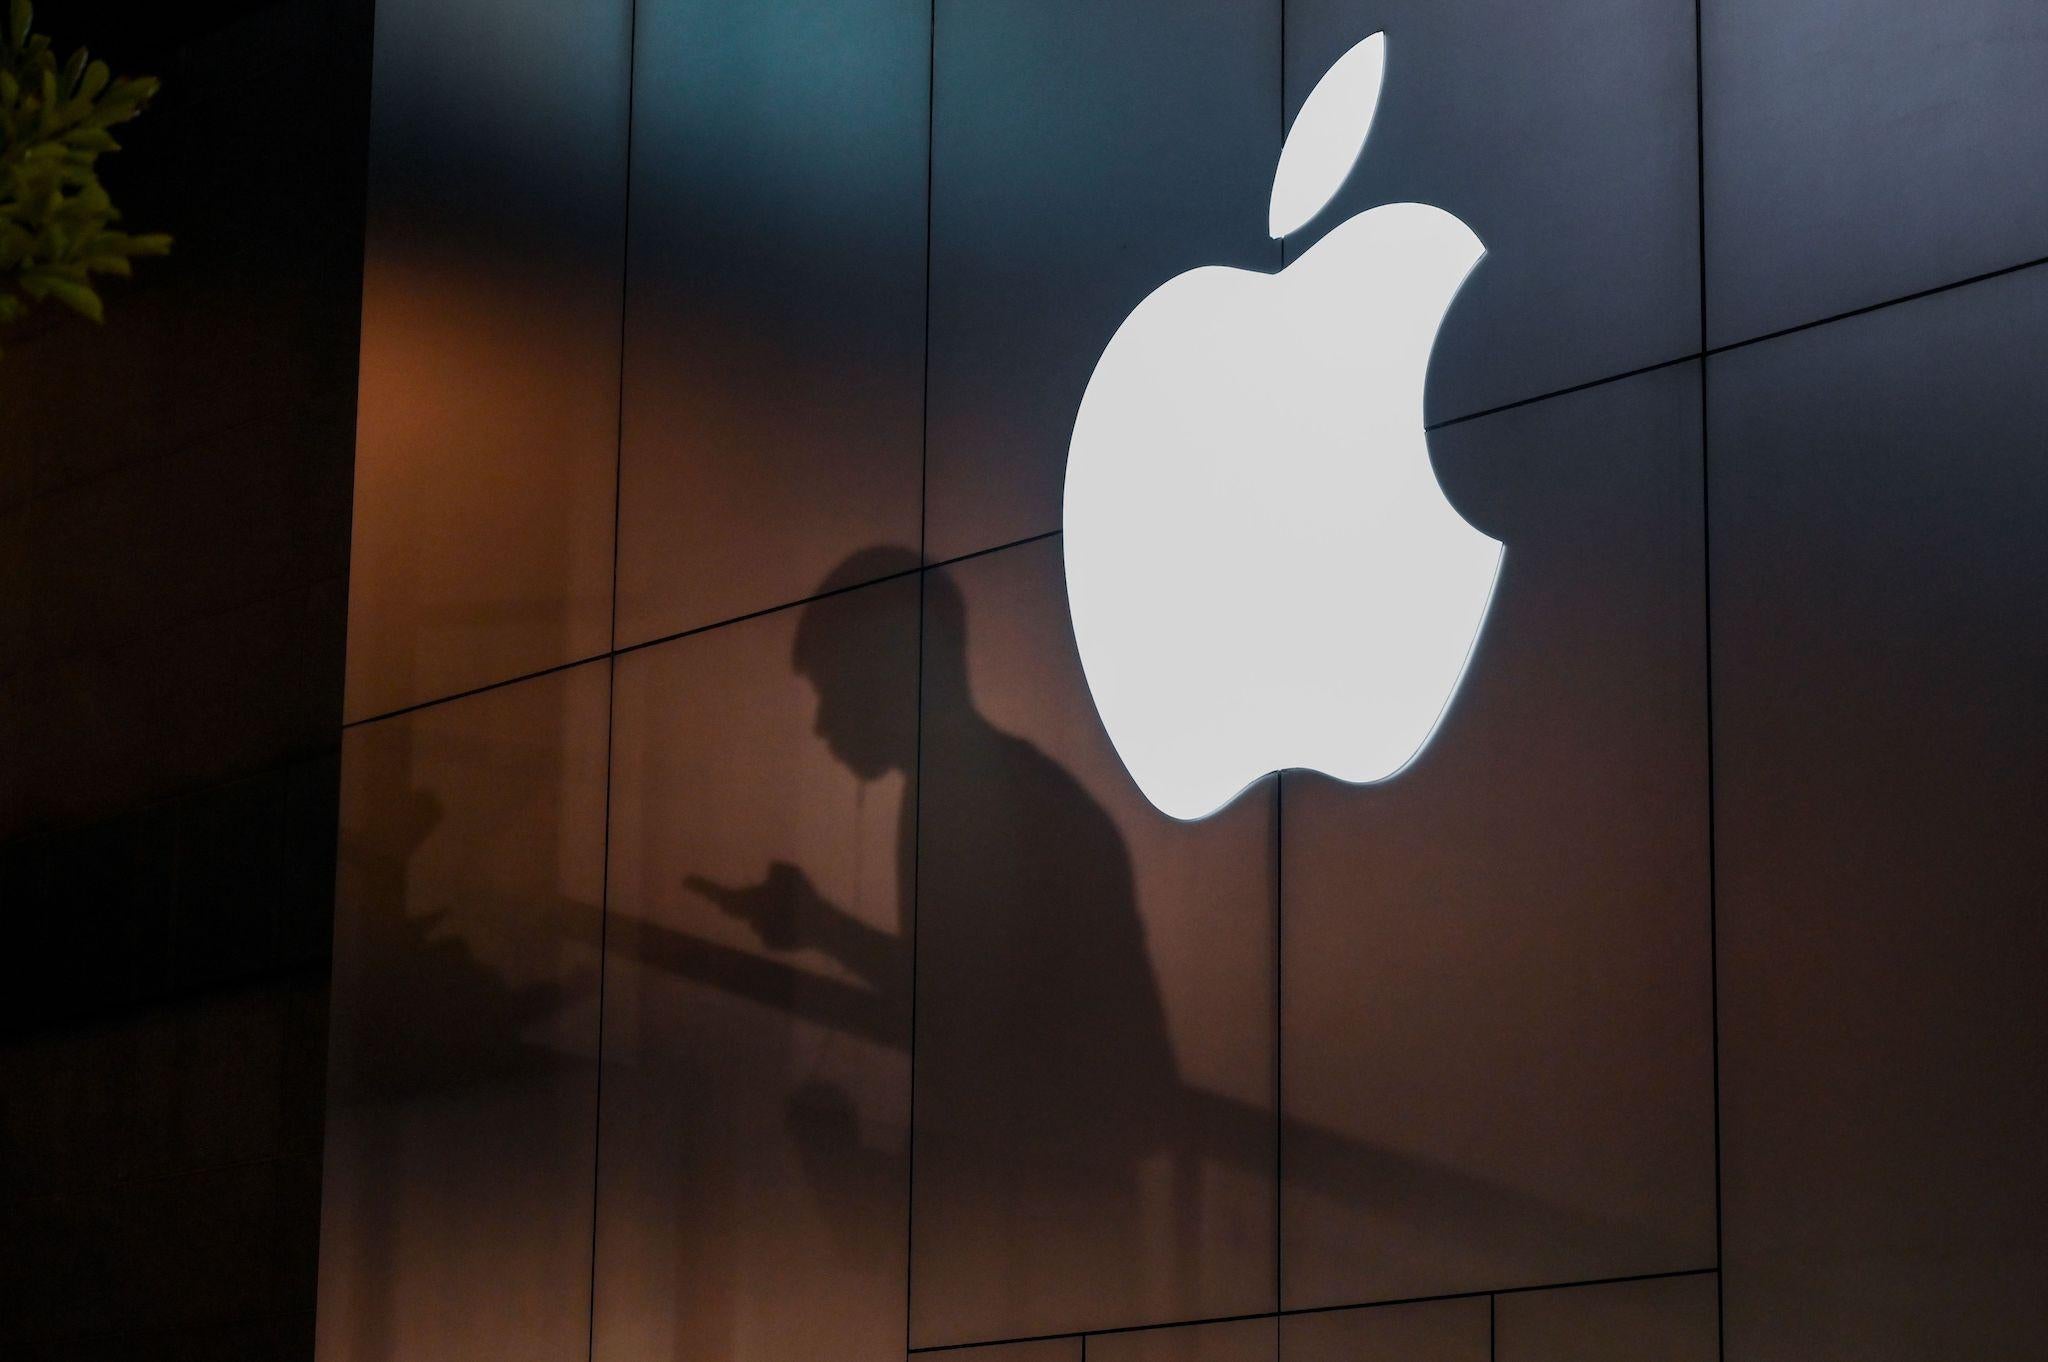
left=0, top=0, right=371, bottom=1355
left=6, top=0, right=2046, bottom=1358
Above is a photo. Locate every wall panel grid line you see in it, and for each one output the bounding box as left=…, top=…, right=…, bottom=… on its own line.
left=338, top=249, right=2048, bottom=740
left=338, top=530, right=1059, bottom=732
left=586, top=0, right=643, bottom=1353
left=897, top=1266, right=1716, bottom=1355
left=909, top=0, right=938, bottom=1345
left=331, top=2, right=2048, bottom=1358
left=1694, top=4, right=1728, bottom=1362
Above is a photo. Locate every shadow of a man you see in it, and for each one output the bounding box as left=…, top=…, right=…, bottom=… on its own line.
left=689, top=546, right=1179, bottom=1331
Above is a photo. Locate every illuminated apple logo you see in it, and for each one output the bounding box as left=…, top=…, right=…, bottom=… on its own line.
left=1063, top=32, right=1501, bottom=821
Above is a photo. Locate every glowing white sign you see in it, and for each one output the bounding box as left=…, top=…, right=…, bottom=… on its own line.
left=1063, top=32, right=1501, bottom=821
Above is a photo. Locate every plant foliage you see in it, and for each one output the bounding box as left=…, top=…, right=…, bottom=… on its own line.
left=0, top=0, right=168, bottom=341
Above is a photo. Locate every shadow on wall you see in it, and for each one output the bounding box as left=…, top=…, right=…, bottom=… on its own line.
left=322, top=688, right=603, bottom=1362
left=679, top=546, right=1179, bottom=1315
left=332, top=738, right=583, bottom=1105
left=606, top=546, right=1633, bottom=1350
left=320, top=545, right=1654, bottom=1361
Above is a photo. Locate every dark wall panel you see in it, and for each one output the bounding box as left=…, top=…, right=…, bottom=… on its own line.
left=1711, top=267, right=2048, bottom=1359
left=1281, top=364, right=1716, bottom=1308
left=594, top=572, right=919, bottom=1362
left=317, top=661, right=610, bottom=1361
left=613, top=0, right=928, bottom=648
left=1494, top=1274, right=1718, bottom=1362
left=1091, top=1317, right=1276, bottom=1362
left=912, top=539, right=1277, bottom=1345
left=344, top=0, right=629, bottom=721
left=933, top=1344, right=1081, bottom=1362
left=924, top=0, right=1281, bottom=561
left=316, top=0, right=2048, bottom=1353
left=1279, top=1296, right=1489, bottom=1361
left=1704, top=0, right=2048, bottom=344
left=1285, top=0, right=1698, bottom=421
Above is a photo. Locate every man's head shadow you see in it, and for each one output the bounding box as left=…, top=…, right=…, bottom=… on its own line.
left=791, top=545, right=940, bottom=781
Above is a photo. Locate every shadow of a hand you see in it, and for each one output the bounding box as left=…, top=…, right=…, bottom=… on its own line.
left=684, top=860, right=821, bottom=952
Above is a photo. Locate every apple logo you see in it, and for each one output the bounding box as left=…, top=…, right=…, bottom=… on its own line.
left=1063, top=32, right=1501, bottom=821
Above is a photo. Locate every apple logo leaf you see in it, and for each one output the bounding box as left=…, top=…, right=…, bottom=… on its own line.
left=1066, top=25, right=1495, bottom=820
left=1268, top=31, right=1387, bottom=239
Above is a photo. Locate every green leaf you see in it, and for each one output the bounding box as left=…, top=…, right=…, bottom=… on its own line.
left=0, top=3, right=168, bottom=355
left=42, top=275, right=102, bottom=321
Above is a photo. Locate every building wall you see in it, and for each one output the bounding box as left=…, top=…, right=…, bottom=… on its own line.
left=0, top=1, right=371, bottom=1356
left=322, top=1, right=2047, bottom=1360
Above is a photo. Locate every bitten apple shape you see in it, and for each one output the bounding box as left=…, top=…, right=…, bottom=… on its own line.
left=1063, top=32, right=1501, bottom=821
